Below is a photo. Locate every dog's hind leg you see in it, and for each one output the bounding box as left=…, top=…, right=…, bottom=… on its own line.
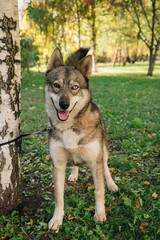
left=103, top=144, right=119, bottom=192
left=68, top=166, right=79, bottom=181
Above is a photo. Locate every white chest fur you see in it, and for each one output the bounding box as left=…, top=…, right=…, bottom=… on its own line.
left=49, top=129, right=100, bottom=166
left=60, top=129, right=85, bottom=149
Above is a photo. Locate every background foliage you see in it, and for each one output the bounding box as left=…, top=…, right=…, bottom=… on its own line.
left=20, top=0, right=160, bottom=75
left=20, top=34, right=40, bottom=74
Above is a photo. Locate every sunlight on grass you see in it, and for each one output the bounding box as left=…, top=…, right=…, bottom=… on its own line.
left=93, top=62, right=160, bottom=76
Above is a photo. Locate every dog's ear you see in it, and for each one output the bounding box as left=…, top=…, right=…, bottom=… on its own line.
left=47, top=47, right=64, bottom=71
left=77, top=55, right=92, bottom=79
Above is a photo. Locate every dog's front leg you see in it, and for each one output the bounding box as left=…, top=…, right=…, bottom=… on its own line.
left=48, top=163, right=66, bottom=231
left=90, top=159, right=106, bottom=222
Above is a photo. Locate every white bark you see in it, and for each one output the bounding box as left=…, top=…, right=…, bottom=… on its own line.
left=0, top=0, right=22, bottom=214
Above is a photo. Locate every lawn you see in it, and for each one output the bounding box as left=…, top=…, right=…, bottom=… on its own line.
left=0, top=62, right=160, bottom=239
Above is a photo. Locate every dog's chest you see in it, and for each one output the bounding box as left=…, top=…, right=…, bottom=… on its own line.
left=50, top=129, right=100, bottom=165
left=60, top=129, right=85, bottom=149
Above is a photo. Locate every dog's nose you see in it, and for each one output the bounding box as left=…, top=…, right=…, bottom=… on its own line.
left=59, top=100, right=69, bottom=110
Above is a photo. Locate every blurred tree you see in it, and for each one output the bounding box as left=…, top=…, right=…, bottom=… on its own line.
left=26, top=0, right=56, bottom=61
left=20, top=34, right=40, bottom=75
left=74, top=0, right=86, bottom=48
left=84, top=0, right=100, bottom=71
left=115, top=0, right=160, bottom=76
left=20, top=0, right=159, bottom=72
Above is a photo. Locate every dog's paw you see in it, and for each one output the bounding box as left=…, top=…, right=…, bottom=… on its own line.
left=94, top=212, right=107, bottom=222
left=68, top=173, right=78, bottom=181
left=107, top=182, right=119, bottom=192
left=48, top=216, right=63, bottom=231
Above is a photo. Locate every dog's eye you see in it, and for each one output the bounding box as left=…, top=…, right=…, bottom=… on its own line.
left=53, top=83, right=61, bottom=89
left=72, top=85, right=79, bottom=90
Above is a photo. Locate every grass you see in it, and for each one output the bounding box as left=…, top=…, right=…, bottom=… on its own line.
left=0, top=62, right=160, bottom=239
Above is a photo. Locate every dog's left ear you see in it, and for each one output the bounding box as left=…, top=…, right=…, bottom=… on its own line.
left=47, top=47, right=64, bottom=71
left=77, top=55, right=92, bottom=79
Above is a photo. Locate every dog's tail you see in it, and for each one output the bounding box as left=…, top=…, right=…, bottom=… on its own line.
left=65, top=47, right=90, bottom=67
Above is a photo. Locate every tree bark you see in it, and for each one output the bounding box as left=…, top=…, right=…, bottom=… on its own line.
left=147, top=40, right=160, bottom=76
left=91, top=0, right=98, bottom=72
left=75, top=0, right=81, bottom=48
left=0, top=0, right=22, bottom=215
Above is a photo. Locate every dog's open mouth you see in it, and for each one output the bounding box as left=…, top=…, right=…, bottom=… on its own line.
left=50, top=98, right=77, bottom=121
left=58, top=111, right=69, bottom=121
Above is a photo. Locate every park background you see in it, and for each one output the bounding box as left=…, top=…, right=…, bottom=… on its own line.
left=0, top=0, right=160, bottom=239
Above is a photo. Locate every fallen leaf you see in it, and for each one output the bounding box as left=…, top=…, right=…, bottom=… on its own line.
left=66, top=212, right=74, bottom=220
left=152, top=192, right=158, bottom=198
left=148, top=134, right=152, bottom=138
left=144, top=181, right=150, bottom=185
left=140, top=225, right=149, bottom=233
left=116, top=172, right=121, bottom=176
left=40, top=164, right=45, bottom=167
left=131, top=168, right=137, bottom=173
left=115, top=176, right=121, bottom=181
left=135, top=200, right=140, bottom=208
left=143, top=153, right=147, bottom=157
left=142, top=222, right=149, bottom=227
left=45, top=155, right=50, bottom=160
left=88, top=185, right=95, bottom=190
left=109, top=168, right=115, bottom=171
left=84, top=206, right=95, bottom=211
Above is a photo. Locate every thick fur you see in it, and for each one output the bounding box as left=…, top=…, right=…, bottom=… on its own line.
left=45, top=47, right=118, bottom=231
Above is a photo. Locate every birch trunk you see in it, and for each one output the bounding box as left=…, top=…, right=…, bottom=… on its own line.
left=0, top=0, right=22, bottom=215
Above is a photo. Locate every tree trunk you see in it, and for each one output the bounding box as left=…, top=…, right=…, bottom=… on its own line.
left=91, top=1, right=98, bottom=72
left=148, top=48, right=154, bottom=76
left=147, top=41, right=160, bottom=76
left=0, top=0, right=22, bottom=215
left=112, top=47, right=119, bottom=67
left=123, top=46, right=130, bottom=66
left=75, top=0, right=81, bottom=48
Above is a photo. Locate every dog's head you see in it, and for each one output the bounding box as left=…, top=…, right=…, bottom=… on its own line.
left=45, top=47, right=92, bottom=122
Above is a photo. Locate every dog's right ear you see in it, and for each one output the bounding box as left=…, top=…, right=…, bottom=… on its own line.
left=47, top=47, right=64, bottom=71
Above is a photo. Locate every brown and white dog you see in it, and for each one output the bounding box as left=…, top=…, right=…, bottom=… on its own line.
left=44, top=47, right=118, bottom=231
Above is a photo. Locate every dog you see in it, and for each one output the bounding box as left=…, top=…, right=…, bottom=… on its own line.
left=44, top=47, right=118, bottom=231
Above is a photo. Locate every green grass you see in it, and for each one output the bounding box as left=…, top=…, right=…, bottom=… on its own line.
left=0, top=62, right=160, bottom=239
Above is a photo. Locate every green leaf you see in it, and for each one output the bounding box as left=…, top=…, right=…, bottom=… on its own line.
left=39, top=222, right=47, bottom=229
left=123, top=197, right=132, bottom=207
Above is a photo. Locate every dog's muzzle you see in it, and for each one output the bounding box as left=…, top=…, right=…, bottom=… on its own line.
left=50, top=97, right=77, bottom=122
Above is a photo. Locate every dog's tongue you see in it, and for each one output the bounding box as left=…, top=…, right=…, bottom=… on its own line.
left=58, top=111, right=69, bottom=121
